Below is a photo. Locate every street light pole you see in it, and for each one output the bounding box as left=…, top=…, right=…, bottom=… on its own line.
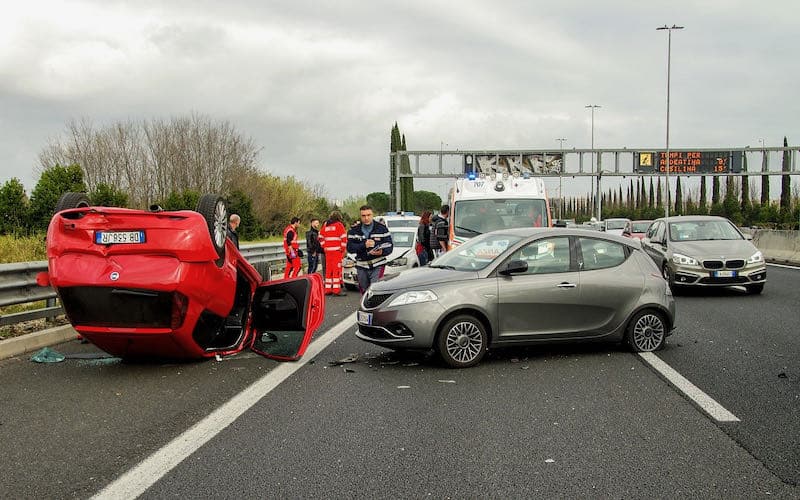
left=556, top=138, right=567, bottom=219
left=657, top=24, right=684, bottom=219
left=585, top=105, right=601, bottom=220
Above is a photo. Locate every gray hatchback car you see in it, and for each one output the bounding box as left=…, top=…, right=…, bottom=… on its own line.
left=356, top=228, right=676, bottom=368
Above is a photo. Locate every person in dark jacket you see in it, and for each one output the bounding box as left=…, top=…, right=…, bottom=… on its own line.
left=429, top=204, right=450, bottom=258
left=305, top=218, right=323, bottom=274
left=227, top=214, right=240, bottom=249
left=346, top=205, right=393, bottom=294
left=417, top=210, right=433, bottom=266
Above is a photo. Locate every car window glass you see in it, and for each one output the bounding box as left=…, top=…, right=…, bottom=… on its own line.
left=506, top=237, right=571, bottom=275
left=668, top=220, right=742, bottom=241
left=390, top=231, right=414, bottom=247
left=653, top=222, right=665, bottom=241
left=433, top=233, right=522, bottom=271
left=579, top=237, right=627, bottom=271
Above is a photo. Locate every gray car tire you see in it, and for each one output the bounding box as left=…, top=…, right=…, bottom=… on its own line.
left=626, top=309, right=666, bottom=352
left=436, top=314, right=488, bottom=368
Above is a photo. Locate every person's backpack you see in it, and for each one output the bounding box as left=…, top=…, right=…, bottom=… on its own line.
left=429, top=215, right=441, bottom=249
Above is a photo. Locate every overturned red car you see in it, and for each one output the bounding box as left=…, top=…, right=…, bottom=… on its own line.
left=37, top=192, right=324, bottom=361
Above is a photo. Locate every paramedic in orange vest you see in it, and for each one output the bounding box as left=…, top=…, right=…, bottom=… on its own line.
left=282, top=216, right=303, bottom=279
left=320, top=211, right=347, bottom=295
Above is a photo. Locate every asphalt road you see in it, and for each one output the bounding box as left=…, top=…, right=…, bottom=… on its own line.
left=0, top=266, right=797, bottom=498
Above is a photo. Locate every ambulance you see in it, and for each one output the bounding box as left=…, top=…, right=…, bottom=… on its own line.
left=448, top=172, right=551, bottom=249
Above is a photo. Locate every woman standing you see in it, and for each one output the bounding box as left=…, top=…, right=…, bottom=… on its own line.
left=416, top=211, right=434, bottom=265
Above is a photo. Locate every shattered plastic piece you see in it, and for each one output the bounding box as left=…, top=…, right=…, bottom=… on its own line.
left=30, top=347, right=65, bottom=363
left=215, top=354, right=223, bottom=361
left=545, top=459, right=555, bottom=463
left=437, top=380, right=456, bottom=384
left=402, top=362, right=419, bottom=367
left=510, top=358, right=520, bottom=363
left=329, top=353, right=359, bottom=366
left=521, top=365, right=530, bottom=370
left=397, top=385, right=411, bottom=389
left=778, top=372, right=787, bottom=379
left=344, top=368, right=355, bottom=373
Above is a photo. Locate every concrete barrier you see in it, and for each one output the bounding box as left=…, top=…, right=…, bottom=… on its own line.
left=0, top=325, right=77, bottom=361
left=753, top=229, right=800, bottom=266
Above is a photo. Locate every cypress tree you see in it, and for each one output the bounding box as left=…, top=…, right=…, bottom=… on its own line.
left=656, top=177, right=663, bottom=208
left=780, top=136, right=791, bottom=220
left=649, top=178, right=655, bottom=209
left=760, top=147, right=770, bottom=205
left=674, top=177, right=683, bottom=215
left=389, top=123, right=401, bottom=209
left=699, top=176, right=707, bottom=214
left=712, top=176, right=720, bottom=205
left=399, top=134, right=414, bottom=212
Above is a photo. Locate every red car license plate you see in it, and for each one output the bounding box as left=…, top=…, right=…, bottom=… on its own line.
left=96, top=230, right=146, bottom=244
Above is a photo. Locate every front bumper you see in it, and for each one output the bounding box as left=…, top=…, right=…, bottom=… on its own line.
left=670, top=262, right=767, bottom=287
left=355, top=298, right=444, bottom=350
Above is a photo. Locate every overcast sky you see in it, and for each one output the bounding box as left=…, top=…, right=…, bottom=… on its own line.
left=1, top=0, right=798, bottom=204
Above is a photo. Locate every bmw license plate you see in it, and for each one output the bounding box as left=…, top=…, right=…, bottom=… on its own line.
left=357, top=311, right=372, bottom=325
left=96, top=231, right=145, bottom=245
left=712, top=270, right=736, bottom=278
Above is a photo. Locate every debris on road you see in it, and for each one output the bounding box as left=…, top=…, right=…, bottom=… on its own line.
left=30, top=347, right=65, bottom=363
left=329, top=353, right=359, bottom=366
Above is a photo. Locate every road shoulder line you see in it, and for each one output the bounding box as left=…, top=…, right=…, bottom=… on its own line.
left=638, top=352, right=740, bottom=423
left=91, top=312, right=357, bottom=500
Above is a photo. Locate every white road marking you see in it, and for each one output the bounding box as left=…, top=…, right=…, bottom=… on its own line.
left=767, top=262, right=800, bottom=270
left=638, top=352, right=740, bottom=423
left=92, top=312, right=357, bottom=500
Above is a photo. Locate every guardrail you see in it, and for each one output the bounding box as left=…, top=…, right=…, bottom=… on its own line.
left=0, top=242, right=304, bottom=328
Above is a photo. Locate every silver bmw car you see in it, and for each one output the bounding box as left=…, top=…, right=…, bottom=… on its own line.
left=641, top=216, right=766, bottom=294
left=356, top=228, right=676, bottom=368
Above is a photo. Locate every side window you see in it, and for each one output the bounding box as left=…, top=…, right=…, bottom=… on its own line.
left=653, top=221, right=665, bottom=241
left=646, top=221, right=658, bottom=239
left=579, top=238, right=627, bottom=271
left=507, top=237, right=571, bottom=275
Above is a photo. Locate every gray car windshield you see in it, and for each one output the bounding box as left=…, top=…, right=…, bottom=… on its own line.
left=668, top=220, right=742, bottom=241
left=430, top=233, right=523, bottom=271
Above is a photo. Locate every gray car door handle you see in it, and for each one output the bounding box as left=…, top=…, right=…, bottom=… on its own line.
left=556, top=282, right=577, bottom=288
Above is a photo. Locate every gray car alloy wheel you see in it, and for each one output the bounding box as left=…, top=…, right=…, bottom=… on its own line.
left=437, top=315, right=487, bottom=368
left=627, top=310, right=666, bottom=352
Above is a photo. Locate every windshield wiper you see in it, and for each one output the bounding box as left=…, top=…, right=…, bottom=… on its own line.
left=429, top=264, right=457, bottom=270
left=455, top=225, right=481, bottom=235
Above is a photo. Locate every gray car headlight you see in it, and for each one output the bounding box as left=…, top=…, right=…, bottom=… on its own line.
left=389, top=257, right=408, bottom=267
left=747, top=251, right=764, bottom=264
left=387, top=290, right=437, bottom=307
left=672, top=253, right=699, bottom=266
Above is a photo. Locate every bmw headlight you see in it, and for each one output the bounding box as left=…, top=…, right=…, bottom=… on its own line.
left=387, top=290, right=437, bottom=307
left=388, top=257, right=408, bottom=267
left=747, top=251, right=764, bottom=264
left=672, top=253, right=699, bottom=266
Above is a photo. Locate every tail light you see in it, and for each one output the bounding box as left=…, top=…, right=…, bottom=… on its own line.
left=170, top=292, right=189, bottom=329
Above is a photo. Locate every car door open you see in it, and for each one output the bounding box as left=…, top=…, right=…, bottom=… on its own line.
left=250, top=274, right=325, bottom=360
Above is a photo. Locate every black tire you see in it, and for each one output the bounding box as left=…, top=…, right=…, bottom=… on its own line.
left=746, top=283, right=764, bottom=295
left=55, top=192, right=90, bottom=213
left=436, top=314, right=488, bottom=368
left=625, top=309, right=667, bottom=352
left=661, top=262, right=674, bottom=287
left=195, top=194, right=228, bottom=266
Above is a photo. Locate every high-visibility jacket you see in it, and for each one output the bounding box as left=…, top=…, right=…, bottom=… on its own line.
left=320, top=219, right=347, bottom=253
left=283, top=224, right=299, bottom=257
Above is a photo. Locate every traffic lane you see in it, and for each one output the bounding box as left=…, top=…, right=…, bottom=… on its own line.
left=659, top=265, right=800, bottom=486
left=0, top=293, right=361, bottom=499
left=144, top=331, right=794, bottom=498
